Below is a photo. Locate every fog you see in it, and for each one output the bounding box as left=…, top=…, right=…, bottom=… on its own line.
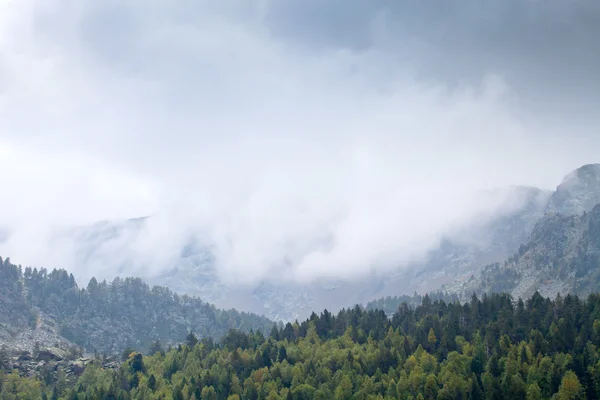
left=0, top=0, right=599, bottom=285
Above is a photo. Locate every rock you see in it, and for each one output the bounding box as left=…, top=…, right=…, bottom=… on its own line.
left=37, top=347, right=68, bottom=362
left=69, top=360, right=86, bottom=374
left=546, top=164, right=600, bottom=215
left=1, top=354, right=121, bottom=386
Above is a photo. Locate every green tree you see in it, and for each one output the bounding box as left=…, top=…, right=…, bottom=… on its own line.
left=525, top=382, right=542, bottom=400
left=293, top=384, right=316, bottom=400
left=556, top=371, right=584, bottom=400
left=428, top=328, right=437, bottom=350
left=334, top=375, right=353, bottom=399
left=201, top=386, right=218, bottom=400
left=148, top=340, right=164, bottom=356
left=186, top=331, right=199, bottom=348
left=121, top=346, right=136, bottom=362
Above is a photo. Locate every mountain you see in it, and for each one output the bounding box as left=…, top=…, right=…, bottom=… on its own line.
left=442, top=164, right=600, bottom=300
left=450, top=202, right=600, bottom=300
left=394, top=185, right=552, bottom=294
left=0, top=257, right=274, bottom=356
left=257, top=184, right=552, bottom=318
left=4, top=164, right=598, bottom=322
left=45, top=185, right=553, bottom=322
left=546, top=163, right=600, bottom=215
left=303, top=165, right=599, bottom=311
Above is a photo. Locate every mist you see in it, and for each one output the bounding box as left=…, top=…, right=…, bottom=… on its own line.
left=1, top=0, right=599, bottom=286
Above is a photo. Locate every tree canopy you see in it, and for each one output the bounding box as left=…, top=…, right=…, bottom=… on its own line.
left=5, top=290, right=600, bottom=399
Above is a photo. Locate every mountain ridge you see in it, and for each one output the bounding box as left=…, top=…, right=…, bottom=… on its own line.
left=0, top=257, right=274, bottom=357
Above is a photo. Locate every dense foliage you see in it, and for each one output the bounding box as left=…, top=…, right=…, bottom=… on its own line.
left=5, top=291, right=600, bottom=398
left=0, top=257, right=273, bottom=355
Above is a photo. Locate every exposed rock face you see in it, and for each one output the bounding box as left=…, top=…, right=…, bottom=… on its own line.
left=449, top=204, right=600, bottom=301
left=2, top=348, right=119, bottom=383
left=546, top=164, right=600, bottom=215
left=0, top=308, right=77, bottom=357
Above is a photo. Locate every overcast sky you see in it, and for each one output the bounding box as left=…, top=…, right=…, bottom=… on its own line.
left=0, top=0, right=599, bottom=284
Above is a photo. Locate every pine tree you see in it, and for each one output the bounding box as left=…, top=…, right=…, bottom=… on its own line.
left=427, top=328, right=437, bottom=351
left=186, top=331, right=199, bottom=348
left=148, top=340, right=164, bottom=356
left=556, top=371, right=584, bottom=400
left=526, top=382, right=542, bottom=400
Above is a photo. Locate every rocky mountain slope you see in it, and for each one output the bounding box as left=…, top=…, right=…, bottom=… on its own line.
left=449, top=202, right=600, bottom=300
left=546, top=163, right=600, bottom=215
left=212, top=163, right=600, bottom=319
left=395, top=185, right=552, bottom=293
left=441, top=163, right=600, bottom=300
left=203, top=183, right=554, bottom=320
left=262, top=163, right=599, bottom=317
left=0, top=346, right=120, bottom=389
left=0, top=257, right=273, bottom=356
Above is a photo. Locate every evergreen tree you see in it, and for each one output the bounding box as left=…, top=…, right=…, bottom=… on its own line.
left=186, top=331, right=199, bottom=348
left=148, top=340, right=164, bottom=356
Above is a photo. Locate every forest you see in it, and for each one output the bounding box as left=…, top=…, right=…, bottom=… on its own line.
left=3, top=291, right=600, bottom=399
left=0, top=257, right=273, bottom=355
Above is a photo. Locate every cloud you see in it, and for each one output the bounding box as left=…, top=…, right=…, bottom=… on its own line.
left=0, top=0, right=599, bottom=285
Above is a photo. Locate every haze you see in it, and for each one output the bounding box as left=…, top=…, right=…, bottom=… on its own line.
left=1, top=0, right=599, bottom=285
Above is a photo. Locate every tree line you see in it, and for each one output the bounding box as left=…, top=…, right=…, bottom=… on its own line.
left=3, top=290, right=600, bottom=398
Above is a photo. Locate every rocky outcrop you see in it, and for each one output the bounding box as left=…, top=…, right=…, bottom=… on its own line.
left=2, top=348, right=119, bottom=383
left=546, top=164, right=600, bottom=215
left=0, top=308, right=77, bottom=357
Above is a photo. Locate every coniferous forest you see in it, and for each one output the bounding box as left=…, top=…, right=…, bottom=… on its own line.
left=3, top=290, right=600, bottom=399
left=0, top=257, right=273, bottom=356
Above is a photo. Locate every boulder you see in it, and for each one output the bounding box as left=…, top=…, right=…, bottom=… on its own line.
left=17, top=351, right=32, bottom=361
left=37, top=347, right=68, bottom=361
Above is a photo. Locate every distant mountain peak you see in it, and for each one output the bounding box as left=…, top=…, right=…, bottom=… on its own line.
left=546, top=163, right=600, bottom=215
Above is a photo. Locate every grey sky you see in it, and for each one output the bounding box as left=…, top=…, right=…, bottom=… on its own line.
left=0, top=0, right=599, bottom=284
left=266, top=0, right=600, bottom=117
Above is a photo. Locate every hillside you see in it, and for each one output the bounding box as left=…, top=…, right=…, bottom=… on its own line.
left=450, top=203, right=600, bottom=300
left=0, top=257, right=274, bottom=356
left=4, top=291, right=600, bottom=399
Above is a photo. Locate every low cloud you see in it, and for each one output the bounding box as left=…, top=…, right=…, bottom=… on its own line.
left=0, top=0, right=599, bottom=286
